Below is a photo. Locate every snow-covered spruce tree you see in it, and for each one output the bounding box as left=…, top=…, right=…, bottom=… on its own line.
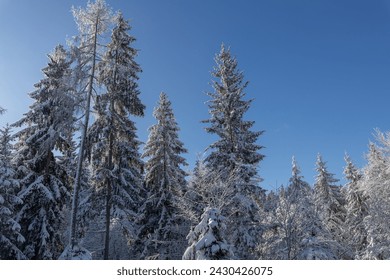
left=183, top=207, right=233, bottom=260
left=65, top=0, right=115, bottom=258
left=343, top=154, right=367, bottom=259
left=0, top=106, right=5, bottom=115
left=265, top=158, right=311, bottom=259
left=87, top=13, right=145, bottom=260
left=287, top=158, right=337, bottom=260
left=361, top=134, right=390, bottom=260
left=0, top=125, right=26, bottom=260
left=136, top=92, right=188, bottom=260
left=203, top=44, right=265, bottom=259
left=287, top=157, right=312, bottom=203
left=314, top=154, right=348, bottom=259
left=12, top=45, right=75, bottom=260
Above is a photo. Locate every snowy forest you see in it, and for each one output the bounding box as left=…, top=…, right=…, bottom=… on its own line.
left=1, top=0, right=390, bottom=260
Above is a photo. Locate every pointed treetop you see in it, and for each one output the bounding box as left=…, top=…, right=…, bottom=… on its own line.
left=212, top=44, right=248, bottom=91
left=98, top=12, right=144, bottom=117
left=219, top=42, right=228, bottom=56
left=291, top=156, right=301, bottom=177
left=287, top=155, right=311, bottom=202
left=159, top=91, right=168, bottom=102
left=50, top=44, right=67, bottom=61
left=153, top=92, right=176, bottom=122
left=289, top=156, right=308, bottom=189
left=343, top=153, right=361, bottom=185
left=110, top=12, right=137, bottom=44
left=316, top=153, right=327, bottom=174
left=315, top=153, right=339, bottom=185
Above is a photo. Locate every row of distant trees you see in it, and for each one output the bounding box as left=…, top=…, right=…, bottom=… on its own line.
left=1, top=0, right=389, bottom=260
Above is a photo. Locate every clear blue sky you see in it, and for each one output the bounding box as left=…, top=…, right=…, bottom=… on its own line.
left=1, top=0, right=390, bottom=190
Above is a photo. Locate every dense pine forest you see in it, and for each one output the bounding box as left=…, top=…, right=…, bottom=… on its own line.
left=1, top=0, right=390, bottom=260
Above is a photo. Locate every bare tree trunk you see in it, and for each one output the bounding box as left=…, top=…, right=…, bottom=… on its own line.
left=103, top=48, right=119, bottom=259
left=104, top=129, right=113, bottom=259
left=69, top=16, right=99, bottom=249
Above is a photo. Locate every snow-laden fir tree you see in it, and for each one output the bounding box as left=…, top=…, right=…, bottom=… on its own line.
left=203, top=44, right=264, bottom=184
left=361, top=134, right=390, bottom=260
left=287, top=157, right=311, bottom=203
left=87, top=13, right=145, bottom=259
left=343, top=154, right=367, bottom=259
left=0, top=125, right=26, bottom=260
left=314, top=154, right=348, bottom=259
left=0, top=107, right=5, bottom=115
left=183, top=207, right=233, bottom=260
left=203, top=44, right=265, bottom=259
left=136, top=92, right=188, bottom=260
left=286, top=157, right=338, bottom=260
left=66, top=0, right=116, bottom=255
left=12, top=45, right=75, bottom=259
left=263, top=158, right=311, bottom=259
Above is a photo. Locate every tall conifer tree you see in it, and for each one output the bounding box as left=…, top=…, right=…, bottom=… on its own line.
left=88, top=13, right=145, bottom=259
left=136, top=92, right=188, bottom=259
left=12, top=45, right=75, bottom=259
left=203, top=44, right=265, bottom=259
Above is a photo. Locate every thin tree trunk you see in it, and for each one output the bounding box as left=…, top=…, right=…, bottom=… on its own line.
left=104, top=126, right=114, bottom=259
left=69, top=15, right=99, bottom=250
left=103, top=49, right=119, bottom=259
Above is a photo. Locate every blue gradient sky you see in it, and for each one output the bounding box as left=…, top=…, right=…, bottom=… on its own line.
left=1, top=0, right=390, bottom=190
